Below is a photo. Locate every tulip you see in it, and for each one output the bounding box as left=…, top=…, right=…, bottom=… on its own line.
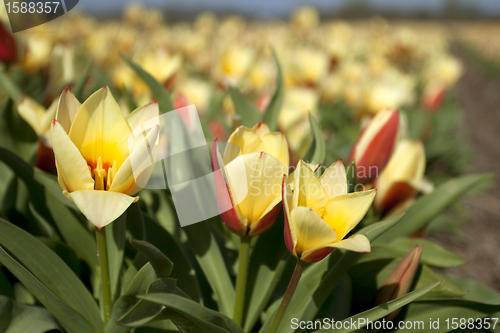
left=270, top=159, right=375, bottom=333
left=374, top=140, right=432, bottom=215
left=0, top=22, right=17, bottom=63
left=376, top=246, right=423, bottom=321
left=211, top=121, right=289, bottom=236
left=283, top=160, right=376, bottom=263
left=348, top=108, right=399, bottom=184
left=422, top=81, right=446, bottom=112
left=17, top=96, right=58, bottom=173
left=211, top=121, right=289, bottom=325
left=51, top=87, right=159, bottom=323
left=51, top=87, right=159, bottom=229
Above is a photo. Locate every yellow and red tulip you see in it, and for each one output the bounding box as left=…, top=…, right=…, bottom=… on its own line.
left=374, top=140, right=432, bottom=215
left=51, top=87, right=159, bottom=229
left=348, top=108, right=399, bottom=183
left=211, top=122, right=289, bottom=236
left=282, top=160, right=376, bottom=262
left=376, top=245, right=423, bottom=320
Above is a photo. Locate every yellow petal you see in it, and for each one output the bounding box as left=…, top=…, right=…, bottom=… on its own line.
left=225, top=152, right=285, bottom=225
left=125, top=100, right=160, bottom=132
left=260, top=132, right=290, bottom=170
left=291, top=160, right=328, bottom=215
left=68, top=87, right=131, bottom=170
left=327, top=234, right=370, bottom=253
left=17, top=96, right=49, bottom=136
left=252, top=121, right=270, bottom=136
left=224, top=126, right=264, bottom=164
left=109, top=124, right=159, bottom=195
left=323, top=189, right=376, bottom=240
left=56, top=88, right=81, bottom=134
left=64, top=190, right=139, bottom=229
left=290, top=206, right=337, bottom=257
left=320, top=159, right=347, bottom=199
left=51, top=120, right=94, bottom=192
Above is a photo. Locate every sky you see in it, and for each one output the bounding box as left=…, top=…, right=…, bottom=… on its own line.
left=75, top=0, right=500, bottom=18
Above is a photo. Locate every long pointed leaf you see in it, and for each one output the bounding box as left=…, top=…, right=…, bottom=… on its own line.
left=262, top=49, right=284, bottom=131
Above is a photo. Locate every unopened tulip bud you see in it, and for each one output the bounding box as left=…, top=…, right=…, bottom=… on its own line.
left=423, top=81, right=446, bottom=112
left=376, top=245, right=423, bottom=321
left=348, top=109, right=399, bottom=183
left=374, top=140, right=432, bottom=215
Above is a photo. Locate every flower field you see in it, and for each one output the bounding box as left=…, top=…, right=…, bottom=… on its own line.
left=0, top=3, right=499, bottom=333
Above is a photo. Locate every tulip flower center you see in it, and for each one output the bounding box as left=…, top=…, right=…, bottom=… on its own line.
left=89, top=156, right=118, bottom=191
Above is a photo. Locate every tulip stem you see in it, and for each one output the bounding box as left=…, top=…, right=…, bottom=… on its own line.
left=234, top=235, right=251, bottom=327
left=96, top=227, right=112, bottom=324
left=269, top=258, right=306, bottom=333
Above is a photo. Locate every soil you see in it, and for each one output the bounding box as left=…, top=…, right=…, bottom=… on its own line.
left=429, top=44, right=500, bottom=290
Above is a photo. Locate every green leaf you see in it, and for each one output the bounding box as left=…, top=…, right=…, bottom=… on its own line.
left=116, top=278, right=187, bottom=328
left=346, top=161, right=356, bottom=193
left=0, top=69, right=21, bottom=102
left=303, top=113, right=325, bottom=165
left=262, top=49, right=284, bottom=131
left=0, top=245, right=100, bottom=333
left=0, top=218, right=103, bottom=331
left=442, top=274, right=500, bottom=305
left=0, top=295, right=59, bottom=333
left=129, top=237, right=174, bottom=278
left=184, top=222, right=235, bottom=317
left=229, top=86, right=262, bottom=127
left=360, top=237, right=466, bottom=268
left=312, top=282, right=441, bottom=333
left=142, top=214, right=201, bottom=303
left=412, top=266, right=468, bottom=301
left=244, top=218, right=290, bottom=332
left=377, top=173, right=493, bottom=242
left=33, top=167, right=77, bottom=210
left=107, top=214, right=126, bottom=302
left=136, top=293, right=244, bottom=333
left=73, top=60, right=92, bottom=100
left=260, top=216, right=401, bottom=333
left=121, top=56, right=173, bottom=113
left=105, top=263, right=157, bottom=333
left=44, top=190, right=98, bottom=269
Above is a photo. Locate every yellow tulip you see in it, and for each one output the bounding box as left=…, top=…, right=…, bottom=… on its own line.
left=17, top=95, right=57, bottom=144
left=283, top=160, right=376, bottom=262
left=51, top=87, right=159, bottom=229
left=211, top=122, right=289, bottom=236
left=374, top=140, right=432, bottom=214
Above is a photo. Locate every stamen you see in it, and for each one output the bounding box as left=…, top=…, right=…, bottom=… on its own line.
left=106, top=161, right=118, bottom=190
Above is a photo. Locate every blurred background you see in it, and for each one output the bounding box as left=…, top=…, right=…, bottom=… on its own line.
left=1, top=0, right=500, bottom=288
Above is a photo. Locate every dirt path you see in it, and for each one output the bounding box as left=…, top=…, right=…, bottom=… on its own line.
left=430, top=45, right=500, bottom=290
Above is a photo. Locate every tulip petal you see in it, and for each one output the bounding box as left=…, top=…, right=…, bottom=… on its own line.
left=56, top=88, right=81, bottom=134
left=225, top=152, right=285, bottom=225
left=51, top=120, right=94, bottom=192
left=18, top=96, right=50, bottom=136
left=224, top=126, right=264, bottom=164
left=211, top=139, right=247, bottom=235
left=68, top=87, right=132, bottom=170
left=283, top=175, right=296, bottom=254
left=109, top=124, right=159, bottom=195
left=328, top=234, right=371, bottom=252
left=323, top=189, right=376, bottom=239
left=126, top=101, right=160, bottom=134
left=64, top=190, right=138, bottom=229
left=260, top=132, right=289, bottom=170
left=291, top=160, right=328, bottom=215
left=290, top=206, right=337, bottom=258
left=320, top=159, right=347, bottom=199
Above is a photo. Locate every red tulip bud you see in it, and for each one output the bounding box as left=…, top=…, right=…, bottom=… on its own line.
left=376, top=245, right=423, bottom=321
left=348, top=109, right=399, bottom=183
